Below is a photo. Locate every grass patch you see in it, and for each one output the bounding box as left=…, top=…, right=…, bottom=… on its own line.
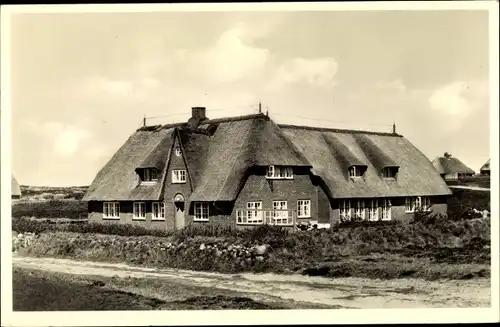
left=12, top=268, right=286, bottom=311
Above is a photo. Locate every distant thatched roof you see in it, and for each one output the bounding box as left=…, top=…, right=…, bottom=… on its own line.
left=12, top=175, right=21, bottom=197
left=432, top=154, right=475, bottom=175
left=480, top=159, right=490, bottom=172
left=281, top=125, right=451, bottom=198
left=84, top=113, right=451, bottom=202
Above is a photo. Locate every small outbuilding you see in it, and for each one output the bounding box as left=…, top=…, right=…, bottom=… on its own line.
left=432, top=152, right=475, bottom=181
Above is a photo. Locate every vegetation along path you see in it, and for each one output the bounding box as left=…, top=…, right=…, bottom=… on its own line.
left=13, top=256, right=490, bottom=309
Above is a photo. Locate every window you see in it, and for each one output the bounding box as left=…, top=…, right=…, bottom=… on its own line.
left=152, top=202, right=165, bottom=220
left=297, top=200, right=311, bottom=218
left=348, top=165, right=365, bottom=178
left=340, top=200, right=352, bottom=221
left=381, top=199, right=392, bottom=220
left=175, top=146, right=182, bottom=157
left=405, top=196, right=431, bottom=213
left=103, top=202, right=120, bottom=219
left=266, top=166, right=294, bottom=179
left=172, top=170, right=186, bottom=183
left=247, top=201, right=263, bottom=223
left=133, top=202, right=146, bottom=220
left=194, top=203, right=209, bottom=221
left=273, top=201, right=288, bottom=218
left=368, top=199, right=379, bottom=221
left=382, top=167, right=398, bottom=178
left=354, top=200, right=365, bottom=220
left=141, top=168, right=158, bottom=182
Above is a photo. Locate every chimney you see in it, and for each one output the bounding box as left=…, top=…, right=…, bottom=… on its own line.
left=191, top=107, right=206, bottom=120
left=186, top=107, right=208, bottom=129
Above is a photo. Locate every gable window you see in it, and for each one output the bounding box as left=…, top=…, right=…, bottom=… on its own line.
left=140, top=168, right=159, bottom=182
left=175, top=146, right=182, bottom=157
left=133, top=202, right=146, bottom=220
left=172, top=170, right=186, bottom=184
left=348, top=166, right=366, bottom=178
left=103, top=202, right=120, bottom=219
left=368, top=199, right=379, bottom=221
left=340, top=200, right=352, bottom=221
left=297, top=200, right=311, bottom=218
left=194, top=202, right=209, bottom=221
left=405, top=196, right=431, bottom=213
left=381, top=199, right=392, bottom=220
left=266, top=166, right=293, bottom=179
left=382, top=167, right=398, bottom=178
left=247, top=201, right=263, bottom=223
left=152, top=202, right=165, bottom=220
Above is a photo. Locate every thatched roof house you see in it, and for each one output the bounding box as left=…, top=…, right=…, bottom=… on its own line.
left=12, top=175, right=21, bottom=199
left=84, top=108, right=451, bottom=230
left=480, top=159, right=490, bottom=175
left=432, top=152, right=475, bottom=180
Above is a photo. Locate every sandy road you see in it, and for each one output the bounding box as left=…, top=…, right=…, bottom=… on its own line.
left=12, top=256, right=491, bottom=309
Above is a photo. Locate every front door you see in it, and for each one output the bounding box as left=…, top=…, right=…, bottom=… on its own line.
left=174, top=194, right=185, bottom=229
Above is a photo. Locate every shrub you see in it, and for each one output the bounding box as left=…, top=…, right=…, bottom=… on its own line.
left=12, top=200, right=87, bottom=219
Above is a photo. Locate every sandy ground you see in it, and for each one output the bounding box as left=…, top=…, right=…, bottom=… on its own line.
left=12, top=256, right=491, bottom=309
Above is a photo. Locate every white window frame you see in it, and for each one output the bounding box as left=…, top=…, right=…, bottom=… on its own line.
left=340, top=200, right=352, bottom=221
left=272, top=201, right=288, bottom=219
left=349, top=166, right=365, bottom=178
left=142, top=168, right=159, bottom=182
left=175, top=146, right=182, bottom=157
left=172, top=169, right=187, bottom=184
left=405, top=196, right=431, bottom=213
left=266, top=166, right=294, bottom=180
left=368, top=199, right=379, bottom=221
left=103, top=202, right=120, bottom=219
left=133, top=202, right=146, bottom=220
left=152, top=202, right=165, bottom=221
left=194, top=202, right=209, bottom=221
left=246, top=201, right=263, bottom=223
left=297, top=200, right=311, bottom=218
left=354, top=200, right=365, bottom=220
left=381, top=199, right=392, bottom=220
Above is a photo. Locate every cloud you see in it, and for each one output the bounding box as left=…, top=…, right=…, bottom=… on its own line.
left=267, top=57, right=338, bottom=90
left=177, top=26, right=270, bottom=84
left=32, top=122, right=92, bottom=157
left=428, top=80, right=489, bottom=130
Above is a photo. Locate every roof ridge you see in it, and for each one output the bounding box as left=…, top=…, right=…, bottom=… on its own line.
left=277, top=124, right=402, bottom=137
left=136, top=113, right=268, bottom=132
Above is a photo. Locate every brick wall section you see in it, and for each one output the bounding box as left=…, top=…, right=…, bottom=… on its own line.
left=330, top=195, right=448, bottom=223
left=88, top=201, right=167, bottom=230
left=163, top=136, right=193, bottom=230
left=232, top=167, right=325, bottom=227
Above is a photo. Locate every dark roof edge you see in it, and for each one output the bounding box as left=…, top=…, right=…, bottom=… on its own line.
left=278, top=124, right=403, bottom=137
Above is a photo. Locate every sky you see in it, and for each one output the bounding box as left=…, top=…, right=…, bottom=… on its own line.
left=9, top=9, right=491, bottom=186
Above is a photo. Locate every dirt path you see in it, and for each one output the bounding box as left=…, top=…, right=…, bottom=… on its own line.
left=12, top=256, right=491, bottom=309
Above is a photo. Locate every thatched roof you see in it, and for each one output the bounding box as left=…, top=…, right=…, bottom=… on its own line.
left=84, top=129, right=175, bottom=201
left=84, top=113, right=451, bottom=202
left=12, top=175, right=21, bottom=197
left=480, top=159, right=490, bottom=172
left=280, top=125, right=452, bottom=198
left=84, top=114, right=311, bottom=202
left=431, top=154, right=475, bottom=175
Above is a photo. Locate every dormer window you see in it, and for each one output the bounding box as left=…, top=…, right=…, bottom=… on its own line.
left=382, top=167, right=399, bottom=179
left=266, top=166, right=293, bottom=179
left=139, top=168, right=159, bottom=183
left=348, top=165, right=366, bottom=178
left=175, top=146, right=182, bottom=157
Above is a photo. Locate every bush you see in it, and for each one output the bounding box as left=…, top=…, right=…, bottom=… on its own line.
left=12, top=200, right=87, bottom=219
